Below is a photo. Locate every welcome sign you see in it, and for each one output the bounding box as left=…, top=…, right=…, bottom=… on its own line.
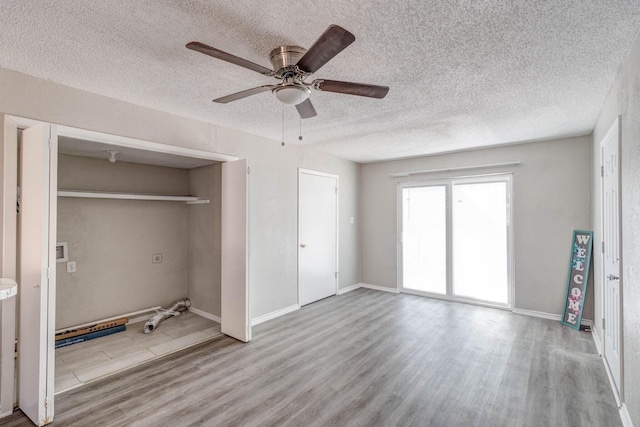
left=562, top=230, right=593, bottom=330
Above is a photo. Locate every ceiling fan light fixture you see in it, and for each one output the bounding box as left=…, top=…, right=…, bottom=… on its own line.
left=272, top=85, right=310, bottom=105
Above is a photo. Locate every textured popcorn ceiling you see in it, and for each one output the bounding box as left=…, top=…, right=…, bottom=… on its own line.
left=1, top=1, right=640, bottom=163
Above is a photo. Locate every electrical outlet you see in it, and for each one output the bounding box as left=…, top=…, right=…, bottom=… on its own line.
left=152, top=253, right=163, bottom=264
left=66, top=261, right=76, bottom=273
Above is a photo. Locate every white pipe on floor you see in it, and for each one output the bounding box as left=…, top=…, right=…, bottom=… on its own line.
left=55, top=306, right=162, bottom=334
left=144, top=299, right=191, bottom=333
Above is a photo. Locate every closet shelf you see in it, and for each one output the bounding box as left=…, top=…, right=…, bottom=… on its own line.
left=58, top=190, right=209, bottom=204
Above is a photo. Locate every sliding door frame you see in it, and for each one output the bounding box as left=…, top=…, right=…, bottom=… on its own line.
left=397, top=174, right=514, bottom=310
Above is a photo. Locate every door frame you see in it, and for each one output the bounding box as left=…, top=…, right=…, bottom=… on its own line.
left=4, top=115, right=243, bottom=421
left=297, top=168, right=339, bottom=306
left=397, top=174, right=514, bottom=310
left=599, top=116, right=623, bottom=404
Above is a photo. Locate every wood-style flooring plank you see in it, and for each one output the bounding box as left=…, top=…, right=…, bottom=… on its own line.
left=3, top=289, right=620, bottom=426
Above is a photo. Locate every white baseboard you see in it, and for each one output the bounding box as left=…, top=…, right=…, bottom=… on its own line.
left=591, top=326, right=603, bottom=355
left=512, top=308, right=592, bottom=327
left=512, top=308, right=560, bottom=321
left=251, top=304, right=299, bottom=326
left=361, top=283, right=399, bottom=294
left=188, top=307, right=221, bottom=323
left=337, top=283, right=362, bottom=295
left=0, top=409, right=13, bottom=420
left=620, top=404, right=633, bottom=427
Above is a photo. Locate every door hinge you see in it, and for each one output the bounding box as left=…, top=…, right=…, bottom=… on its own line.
left=602, top=318, right=605, bottom=330
left=335, top=187, right=338, bottom=194
left=47, top=267, right=51, bottom=279
left=16, top=186, right=21, bottom=213
left=48, top=137, right=53, bottom=149
left=601, top=165, right=604, bottom=177
left=335, top=272, right=338, bottom=279
left=247, top=166, right=251, bottom=174
left=602, top=241, right=605, bottom=253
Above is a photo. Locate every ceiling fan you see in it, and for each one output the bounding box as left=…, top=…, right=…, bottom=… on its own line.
left=186, top=24, right=389, bottom=119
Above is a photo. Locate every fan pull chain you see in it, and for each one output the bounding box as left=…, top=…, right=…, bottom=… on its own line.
left=298, top=115, right=303, bottom=141
left=281, top=104, right=285, bottom=146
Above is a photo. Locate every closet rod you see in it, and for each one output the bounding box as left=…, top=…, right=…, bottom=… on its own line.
left=390, top=161, right=521, bottom=177
left=58, top=190, right=203, bottom=203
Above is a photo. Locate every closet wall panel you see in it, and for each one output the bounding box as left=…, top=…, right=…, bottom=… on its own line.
left=56, top=154, right=190, bottom=328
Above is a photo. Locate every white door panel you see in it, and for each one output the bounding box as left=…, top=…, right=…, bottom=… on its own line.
left=221, top=159, right=250, bottom=342
left=19, top=124, right=56, bottom=425
left=602, top=118, right=621, bottom=394
left=299, top=170, right=337, bottom=306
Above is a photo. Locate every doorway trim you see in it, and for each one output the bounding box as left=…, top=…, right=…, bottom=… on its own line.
left=11, top=117, right=238, bottom=163
left=297, top=168, right=339, bottom=306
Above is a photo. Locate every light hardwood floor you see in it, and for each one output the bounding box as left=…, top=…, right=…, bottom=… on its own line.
left=4, top=289, right=620, bottom=426
left=55, top=311, right=222, bottom=393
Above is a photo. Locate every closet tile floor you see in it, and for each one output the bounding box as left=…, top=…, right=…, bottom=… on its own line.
left=55, top=311, right=221, bottom=394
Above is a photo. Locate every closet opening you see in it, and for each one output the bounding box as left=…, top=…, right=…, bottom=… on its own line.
left=54, top=137, right=225, bottom=393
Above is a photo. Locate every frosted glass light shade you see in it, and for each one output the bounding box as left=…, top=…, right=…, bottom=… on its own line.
left=273, top=86, right=309, bottom=105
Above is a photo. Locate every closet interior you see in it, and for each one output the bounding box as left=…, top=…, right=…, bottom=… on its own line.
left=54, top=136, right=224, bottom=393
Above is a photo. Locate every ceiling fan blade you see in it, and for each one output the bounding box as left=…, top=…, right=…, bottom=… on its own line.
left=295, top=25, right=355, bottom=73
left=314, top=79, right=389, bottom=99
left=213, top=85, right=273, bottom=104
left=295, top=98, right=317, bottom=119
left=186, top=41, right=273, bottom=76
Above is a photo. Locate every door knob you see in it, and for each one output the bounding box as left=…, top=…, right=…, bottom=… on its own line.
left=607, top=274, right=619, bottom=281
left=300, top=244, right=307, bottom=248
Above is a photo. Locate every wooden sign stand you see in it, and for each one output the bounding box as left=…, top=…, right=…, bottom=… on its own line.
left=561, top=230, right=593, bottom=330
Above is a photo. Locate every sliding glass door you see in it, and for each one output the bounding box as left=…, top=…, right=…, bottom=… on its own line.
left=399, top=175, right=512, bottom=307
left=401, top=185, right=447, bottom=295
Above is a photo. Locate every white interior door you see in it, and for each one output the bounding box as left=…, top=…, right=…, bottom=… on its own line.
left=298, top=169, right=338, bottom=306
left=0, top=115, right=18, bottom=418
left=602, top=118, right=621, bottom=395
left=221, top=159, right=250, bottom=342
left=18, top=123, right=57, bottom=425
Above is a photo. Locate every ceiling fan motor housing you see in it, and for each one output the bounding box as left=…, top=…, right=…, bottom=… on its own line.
left=269, top=45, right=307, bottom=74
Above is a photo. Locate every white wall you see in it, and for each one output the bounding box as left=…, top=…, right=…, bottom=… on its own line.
left=592, top=31, right=640, bottom=424
left=0, top=67, right=361, bottom=321
left=360, top=136, right=593, bottom=317
left=56, top=155, right=190, bottom=328
left=209, top=127, right=361, bottom=316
